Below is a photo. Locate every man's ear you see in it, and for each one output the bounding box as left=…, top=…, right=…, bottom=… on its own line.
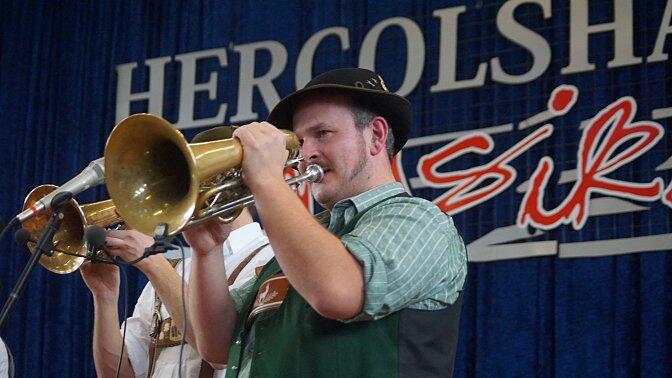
left=369, top=116, right=388, bottom=156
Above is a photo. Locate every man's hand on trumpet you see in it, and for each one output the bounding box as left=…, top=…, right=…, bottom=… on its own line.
left=80, top=229, right=156, bottom=302
left=182, top=219, right=232, bottom=257
left=104, top=229, right=159, bottom=273
left=232, top=121, right=290, bottom=192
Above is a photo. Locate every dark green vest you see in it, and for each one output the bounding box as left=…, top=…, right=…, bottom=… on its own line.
left=226, top=201, right=462, bottom=378
left=226, top=257, right=400, bottom=378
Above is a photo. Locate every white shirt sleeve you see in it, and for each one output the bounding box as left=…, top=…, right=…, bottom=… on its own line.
left=230, top=245, right=275, bottom=289
left=224, top=223, right=274, bottom=289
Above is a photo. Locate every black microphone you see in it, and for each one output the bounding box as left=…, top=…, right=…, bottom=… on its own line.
left=13, top=228, right=72, bottom=257
left=14, top=227, right=57, bottom=254
left=84, top=226, right=108, bottom=263
left=85, top=226, right=107, bottom=252
left=14, top=229, right=31, bottom=245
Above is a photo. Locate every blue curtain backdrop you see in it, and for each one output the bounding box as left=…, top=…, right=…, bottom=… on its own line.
left=0, top=0, right=671, bottom=376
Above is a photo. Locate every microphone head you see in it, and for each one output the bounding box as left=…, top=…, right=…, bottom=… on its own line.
left=14, top=228, right=31, bottom=245
left=50, top=191, right=74, bottom=209
left=85, top=226, right=107, bottom=251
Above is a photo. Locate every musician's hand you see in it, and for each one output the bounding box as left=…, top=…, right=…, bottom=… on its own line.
left=233, top=122, right=289, bottom=192
left=183, top=219, right=232, bottom=256
left=80, top=260, right=120, bottom=302
left=105, top=229, right=157, bottom=272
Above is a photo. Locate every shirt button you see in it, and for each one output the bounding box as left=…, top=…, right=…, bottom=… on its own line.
left=235, top=340, right=241, bottom=345
left=231, top=365, right=238, bottom=370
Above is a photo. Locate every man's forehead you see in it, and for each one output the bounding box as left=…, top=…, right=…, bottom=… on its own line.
left=292, top=94, right=353, bottom=131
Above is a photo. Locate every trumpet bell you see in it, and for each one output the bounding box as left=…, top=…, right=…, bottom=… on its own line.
left=21, top=185, right=120, bottom=274
left=105, top=113, right=300, bottom=236
left=22, top=185, right=87, bottom=274
left=105, top=114, right=198, bottom=237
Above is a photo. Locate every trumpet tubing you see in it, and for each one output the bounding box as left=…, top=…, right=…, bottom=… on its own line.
left=104, top=113, right=315, bottom=237
left=21, top=185, right=120, bottom=274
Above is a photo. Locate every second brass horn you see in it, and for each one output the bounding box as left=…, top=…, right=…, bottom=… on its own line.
left=104, top=113, right=320, bottom=236
left=21, top=185, right=120, bottom=274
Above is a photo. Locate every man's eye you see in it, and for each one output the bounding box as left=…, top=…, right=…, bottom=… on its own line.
left=318, top=130, right=330, bottom=138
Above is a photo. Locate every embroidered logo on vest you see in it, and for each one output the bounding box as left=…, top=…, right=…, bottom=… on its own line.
left=248, top=273, right=289, bottom=322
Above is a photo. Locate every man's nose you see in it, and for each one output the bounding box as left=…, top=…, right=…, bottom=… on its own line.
left=299, top=140, right=319, bottom=163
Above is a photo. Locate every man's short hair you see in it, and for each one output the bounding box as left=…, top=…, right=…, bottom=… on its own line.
left=348, top=98, right=395, bottom=159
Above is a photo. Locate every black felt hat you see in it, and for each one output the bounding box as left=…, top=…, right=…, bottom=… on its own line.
left=267, top=68, right=411, bottom=154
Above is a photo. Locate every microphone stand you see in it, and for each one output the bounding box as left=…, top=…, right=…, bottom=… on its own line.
left=0, top=192, right=73, bottom=330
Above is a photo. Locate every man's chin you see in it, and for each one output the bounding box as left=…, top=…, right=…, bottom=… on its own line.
left=312, top=186, right=335, bottom=208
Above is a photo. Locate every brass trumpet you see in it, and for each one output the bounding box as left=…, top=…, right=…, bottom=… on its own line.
left=21, top=185, right=120, bottom=274
left=104, top=113, right=323, bottom=236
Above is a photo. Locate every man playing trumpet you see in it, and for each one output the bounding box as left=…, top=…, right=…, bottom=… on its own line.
left=80, top=125, right=275, bottom=378
left=81, top=207, right=273, bottom=378
left=186, top=68, right=467, bottom=377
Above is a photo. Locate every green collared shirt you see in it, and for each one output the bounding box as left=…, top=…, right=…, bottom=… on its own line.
left=329, top=182, right=467, bottom=321
left=229, top=182, right=467, bottom=376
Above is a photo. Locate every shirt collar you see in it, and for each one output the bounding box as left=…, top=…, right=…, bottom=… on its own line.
left=335, top=182, right=406, bottom=212
left=329, top=182, right=406, bottom=229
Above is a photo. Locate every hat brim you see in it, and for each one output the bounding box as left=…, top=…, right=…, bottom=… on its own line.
left=267, top=84, right=411, bottom=154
